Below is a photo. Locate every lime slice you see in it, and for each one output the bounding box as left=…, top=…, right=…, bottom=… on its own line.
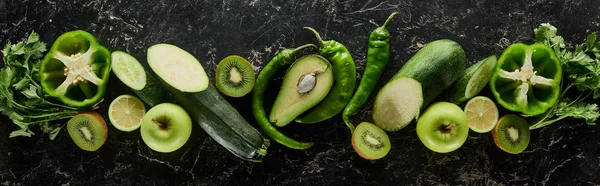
left=109, top=94, right=146, bottom=132
left=464, top=96, right=499, bottom=133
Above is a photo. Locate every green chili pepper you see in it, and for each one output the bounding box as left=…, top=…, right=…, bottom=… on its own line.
left=252, top=44, right=316, bottom=150
left=342, top=12, right=397, bottom=133
left=294, top=27, right=357, bottom=124
left=39, top=30, right=111, bottom=108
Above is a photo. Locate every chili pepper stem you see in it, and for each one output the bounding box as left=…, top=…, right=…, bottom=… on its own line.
left=382, top=12, right=399, bottom=28
left=303, top=27, right=325, bottom=46
left=342, top=115, right=355, bottom=134
left=290, top=44, right=317, bottom=55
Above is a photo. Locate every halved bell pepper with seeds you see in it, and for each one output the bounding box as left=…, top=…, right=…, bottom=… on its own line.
left=40, top=30, right=111, bottom=108
left=490, top=43, right=562, bottom=116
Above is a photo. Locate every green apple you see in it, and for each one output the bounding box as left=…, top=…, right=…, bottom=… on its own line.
left=416, top=102, right=469, bottom=153
left=141, top=103, right=192, bottom=153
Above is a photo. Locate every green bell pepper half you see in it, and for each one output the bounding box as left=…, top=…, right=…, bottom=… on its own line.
left=39, top=30, right=111, bottom=108
left=489, top=43, right=562, bottom=116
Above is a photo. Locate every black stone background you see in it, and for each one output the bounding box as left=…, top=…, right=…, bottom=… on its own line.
left=1, top=0, right=600, bottom=185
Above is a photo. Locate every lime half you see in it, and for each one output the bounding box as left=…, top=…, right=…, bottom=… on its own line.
left=109, top=94, right=146, bottom=132
left=464, top=96, right=499, bottom=133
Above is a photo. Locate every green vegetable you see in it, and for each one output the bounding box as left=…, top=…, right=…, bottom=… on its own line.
left=448, top=55, right=497, bottom=104
left=393, top=39, right=466, bottom=107
left=372, top=39, right=465, bottom=132
left=0, top=31, right=79, bottom=139
left=147, top=43, right=269, bottom=161
left=39, top=30, right=112, bottom=108
left=111, top=51, right=168, bottom=107
left=252, top=44, right=316, bottom=150
left=529, top=23, right=600, bottom=129
left=295, top=27, right=357, bottom=124
left=489, top=43, right=562, bottom=116
left=342, top=12, right=397, bottom=133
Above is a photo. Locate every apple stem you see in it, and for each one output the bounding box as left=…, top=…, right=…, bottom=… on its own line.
left=152, top=118, right=166, bottom=129
left=445, top=124, right=456, bottom=130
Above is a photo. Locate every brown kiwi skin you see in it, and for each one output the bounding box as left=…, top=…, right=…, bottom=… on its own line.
left=68, top=111, right=108, bottom=151
left=492, top=114, right=528, bottom=154
left=215, top=55, right=255, bottom=98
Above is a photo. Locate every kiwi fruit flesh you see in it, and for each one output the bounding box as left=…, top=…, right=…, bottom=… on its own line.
left=269, top=54, right=334, bottom=127
left=216, top=55, right=255, bottom=97
left=352, top=122, right=391, bottom=160
left=67, top=112, right=108, bottom=151
left=492, top=114, right=530, bottom=154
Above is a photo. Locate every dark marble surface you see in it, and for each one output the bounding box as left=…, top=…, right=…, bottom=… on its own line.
left=1, top=0, right=600, bottom=185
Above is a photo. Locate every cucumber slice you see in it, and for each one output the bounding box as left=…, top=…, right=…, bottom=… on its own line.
left=111, top=51, right=146, bottom=90
left=449, top=55, right=498, bottom=104
left=111, top=51, right=168, bottom=107
left=372, top=77, right=423, bottom=132
left=147, top=44, right=209, bottom=92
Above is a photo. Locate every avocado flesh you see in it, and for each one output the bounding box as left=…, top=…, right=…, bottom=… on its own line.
left=270, top=55, right=334, bottom=127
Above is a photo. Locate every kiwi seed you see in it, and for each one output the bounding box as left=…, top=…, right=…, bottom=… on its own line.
left=215, top=55, right=255, bottom=97
left=492, top=114, right=530, bottom=154
left=352, top=122, right=391, bottom=160
left=67, top=112, right=108, bottom=151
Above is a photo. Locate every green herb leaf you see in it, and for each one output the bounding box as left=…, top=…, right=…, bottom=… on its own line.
left=586, top=32, right=597, bottom=51
left=21, top=85, right=39, bottom=99
left=9, top=129, right=34, bottom=138
left=556, top=101, right=599, bottom=125
left=13, top=78, right=30, bottom=90
left=26, top=31, right=40, bottom=45
left=534, top=23, right=558, bottom=44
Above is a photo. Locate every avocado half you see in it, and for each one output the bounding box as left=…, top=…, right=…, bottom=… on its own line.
left=269, top=54, right=334, bottom=127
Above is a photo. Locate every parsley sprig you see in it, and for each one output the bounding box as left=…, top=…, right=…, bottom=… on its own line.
left=530, top=23, right=600, bottom=129
left=1, top=31, right=79, bottom=139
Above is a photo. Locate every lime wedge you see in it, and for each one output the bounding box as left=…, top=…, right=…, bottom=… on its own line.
left=464, top=96, right=499, bottom=133
left=109, top=94, right=146, bottom=132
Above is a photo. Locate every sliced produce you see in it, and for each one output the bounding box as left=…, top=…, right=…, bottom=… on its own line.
left=464, top=96, right=498, bottom=133
left=343, top=12, right=397, bottom=133
left=252, top=44, right=317, bottom=150
left=148, top=43, right=270, bottom=161
left=372, top=77, right=422, bottom=132
left=416, top=102, right=469, bottom=153
left=215, top=55, right=255, bottom=97
left=111, top=51, right=168, bottom=107
left=373, top=39, right=466, bottom=132
left=351, top=122, right=391, bottom=160
left=294, top=27, right=357, bottom=124
left=492, top=114, right=530, bottom=154
left=108, top=94, right=146, bottom=132
left=270, top=55, right=334, bottom=127
left=449, top=55, right=497, bottom=104
left=40, top=30, right=111, bottom=108
left=66, top=111, right=108, bottom=151
left=392, top=39, right=466, bottom=107
left=489, top=43, right=562, bottom=116
left=529, top=23, right=600, bottom=129
left=1, top=31, right=80, bottom=139
left=141, top=103, right=192, bottom=153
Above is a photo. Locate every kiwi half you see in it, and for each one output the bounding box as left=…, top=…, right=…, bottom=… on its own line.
left=352, top=122, right=391, bottom=160
left=215, top=55, right=255, bottom=97
left=492, top=114, right=530, bottom=154
left=67, top=112, right=108, bottom=151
